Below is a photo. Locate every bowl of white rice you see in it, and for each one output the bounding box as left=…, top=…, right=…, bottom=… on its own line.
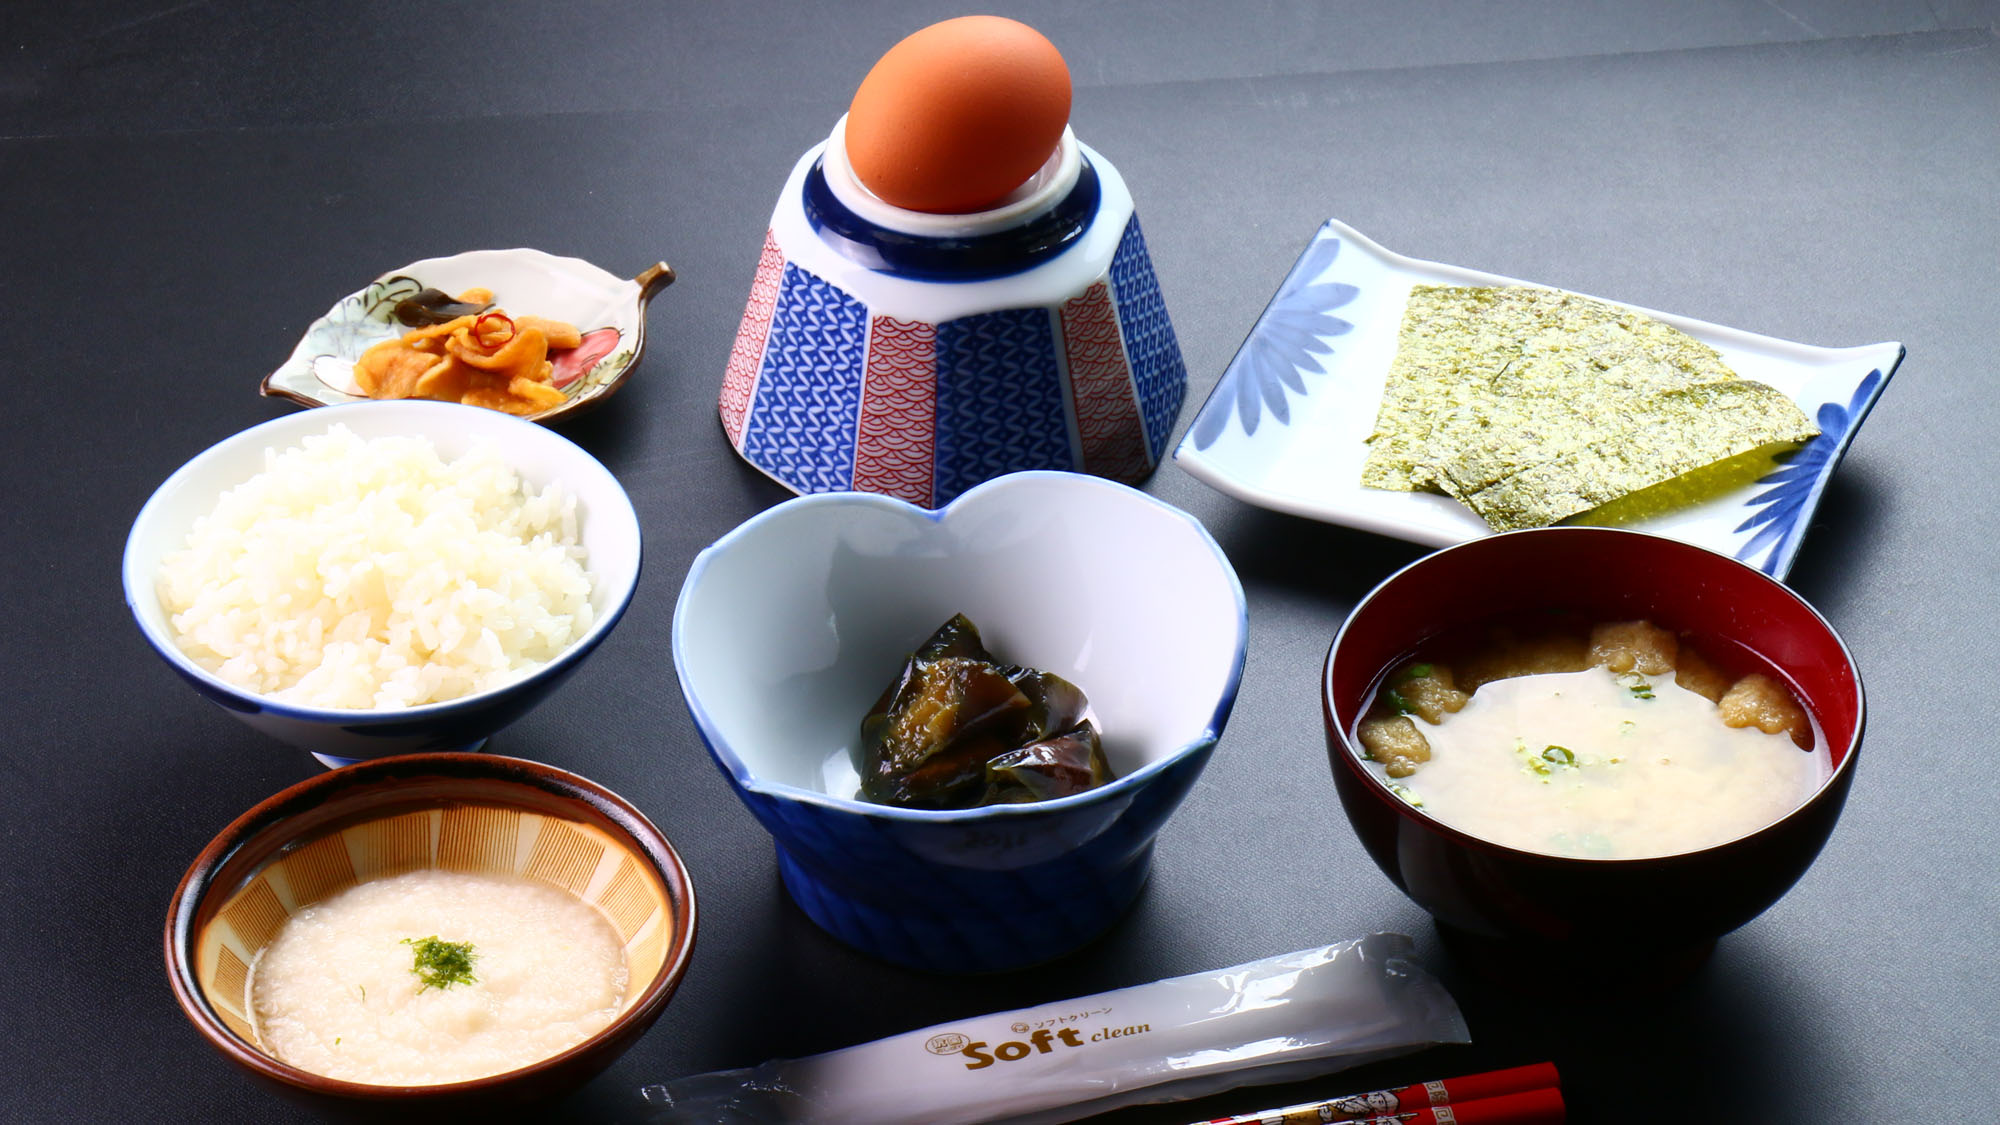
left=124, top=400, right=642, bottom=766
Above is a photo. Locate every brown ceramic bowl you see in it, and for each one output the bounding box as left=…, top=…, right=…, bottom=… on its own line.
left=1324, top=528, right=1863, bottom=975
left=165, top=753, right=697, bottom=1103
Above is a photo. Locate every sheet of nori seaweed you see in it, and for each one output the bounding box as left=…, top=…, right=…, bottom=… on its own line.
left=1361, top=285, right=1819, bottom=530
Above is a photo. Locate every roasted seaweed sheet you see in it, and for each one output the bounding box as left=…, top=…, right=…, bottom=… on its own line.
left=859, top=615, right=1111, bottom=810
left=1362, top=285, right=1820, bottom=531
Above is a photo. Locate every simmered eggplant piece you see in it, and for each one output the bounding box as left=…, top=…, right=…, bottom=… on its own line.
left=859, top=614, right=1111, bottom=809
left=984, top=731, right=1107, bottom=804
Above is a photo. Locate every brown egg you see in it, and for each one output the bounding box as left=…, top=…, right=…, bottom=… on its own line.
left=845, top=16, right=1072, bottom=215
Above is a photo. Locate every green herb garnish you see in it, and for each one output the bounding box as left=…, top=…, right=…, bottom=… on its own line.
left=1628, top=679, right=1655, bottom=700
left=1384, top=689, right=1415, bottom=715
left=1388, top=783, right=1424, bottom=808
left=1542, top=745, right=1577, bottom=766
left=1399, top=663, right=1435, bottom=681
left=401, top=936, right=478, bottom=992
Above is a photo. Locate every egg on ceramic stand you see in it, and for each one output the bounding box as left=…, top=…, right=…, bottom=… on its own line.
left=720, top=16, right=1188, bottom=506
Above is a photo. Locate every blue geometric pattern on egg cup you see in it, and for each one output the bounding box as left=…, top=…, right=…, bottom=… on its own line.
left=1735, top=368, right=1885, bottom=576
left=1191, top=232, right=1357, bottom=451
left=1108, top=216, right=1189, bottom=465
left=722, top=744, right=1215, bottom=973
left=737, top=214, right=1189, bottom=506
left=934, top=307, right=1073, bottom=506
left=741, top=264, right=869, bottom=494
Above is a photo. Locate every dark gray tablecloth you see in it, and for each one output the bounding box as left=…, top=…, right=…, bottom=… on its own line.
left=4, top=2, right=1995, bottom=1121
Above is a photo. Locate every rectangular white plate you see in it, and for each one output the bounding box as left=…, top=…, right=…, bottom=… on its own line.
left=1174, top=219, right=1904, bottom=579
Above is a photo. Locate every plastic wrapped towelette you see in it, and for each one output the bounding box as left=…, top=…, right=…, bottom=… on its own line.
left=638, top=932, right=1468, bottom=1125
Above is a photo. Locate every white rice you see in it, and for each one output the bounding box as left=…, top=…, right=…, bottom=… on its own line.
left=157, top=424, right=595, bottom=710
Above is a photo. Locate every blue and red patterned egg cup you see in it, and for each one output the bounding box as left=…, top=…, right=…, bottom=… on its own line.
left=721, top=118, right=1187, bottom=506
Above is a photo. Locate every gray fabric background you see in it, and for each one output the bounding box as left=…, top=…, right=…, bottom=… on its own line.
left=3, top=2, right=1994, bottom=1121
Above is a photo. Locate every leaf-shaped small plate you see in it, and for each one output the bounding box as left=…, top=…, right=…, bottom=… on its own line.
left=1175, top=219, right=1904, bottom=580
left=262, top=248, right=674, bottom=424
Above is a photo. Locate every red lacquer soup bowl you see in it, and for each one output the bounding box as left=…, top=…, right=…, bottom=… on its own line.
left=1323, top=528, right=1863, bottom=961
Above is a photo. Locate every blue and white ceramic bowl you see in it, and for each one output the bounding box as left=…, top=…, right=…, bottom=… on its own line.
left=124, top=400, right=642, bottom=767
left=673, top=472, right=1246, bottom=972
left=719, top=119, right=1188, bottom=509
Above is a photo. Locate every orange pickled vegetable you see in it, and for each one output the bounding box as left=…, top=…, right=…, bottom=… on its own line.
left=350, top=293, right=585, bottom=415
left=451, top=325, right=548, bottom=374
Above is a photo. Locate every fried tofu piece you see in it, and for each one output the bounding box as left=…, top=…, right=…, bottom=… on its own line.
left=1360, top=715, right=1433, bottom=778
left=1386, top=663, right=1469, bottom=724
left=1719, top=673, right=1813, bottom=749
left=1673, top=643, right=1732, bottom=703
left=1458, top=626, right=1589, bottom=691
left=1588, top=620, right=1679, bottom=675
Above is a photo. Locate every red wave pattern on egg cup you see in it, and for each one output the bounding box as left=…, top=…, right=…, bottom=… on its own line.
left=851, top=316, right=938, bottom=504
left=721, top=231, right=787, bottom=448
left=1061, top=280, right=1152, bottom=482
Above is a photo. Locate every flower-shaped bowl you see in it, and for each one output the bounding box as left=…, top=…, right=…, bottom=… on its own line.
left=166, top=753, right=696, bottom=1104
left=262, top=249, right=674, bottom=424
left=673, top=471, right=1246, bottom=972
left=124, top=399, right=642, bottom=767
left=1324, top=527, right=1863, bottom=976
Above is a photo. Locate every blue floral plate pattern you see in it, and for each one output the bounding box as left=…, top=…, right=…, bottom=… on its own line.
left=1175, top=219, right=1904, bottom=579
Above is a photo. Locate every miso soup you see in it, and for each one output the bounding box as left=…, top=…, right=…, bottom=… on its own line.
left=1355, top=616, right=1828, bottom=860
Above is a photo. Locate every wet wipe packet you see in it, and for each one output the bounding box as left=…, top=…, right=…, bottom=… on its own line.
left=637, top=932, right=1468, bottom=1125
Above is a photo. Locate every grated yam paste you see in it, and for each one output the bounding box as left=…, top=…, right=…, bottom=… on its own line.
left=1361, top=286, right=1819, bottom=531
